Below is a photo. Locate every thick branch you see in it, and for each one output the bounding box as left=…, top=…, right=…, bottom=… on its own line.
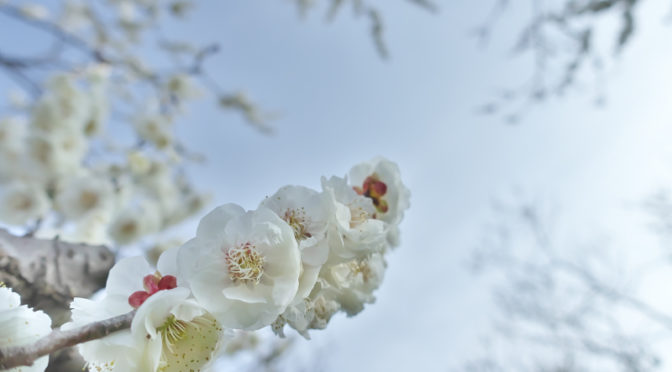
left=0, top=229, right=114, bottom=326
left=0, top=311, right=134, bottom=370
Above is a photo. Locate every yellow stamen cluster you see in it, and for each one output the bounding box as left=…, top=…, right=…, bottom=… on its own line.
left=225, top=242, right=265, bottom=285
left=349, top=205, right=370, bottom=228
left=85, top=360, right=116, bottom=372
left=283, top=208, right=312, bottom=241
left=157, top=314, right=222, bottom=372
left=348, top=259, right=373, bottom=282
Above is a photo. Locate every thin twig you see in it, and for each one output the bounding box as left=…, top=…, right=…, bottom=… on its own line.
left=0, top=4, right=107, bottom=62
left=0, top=311, right=135, bottom=370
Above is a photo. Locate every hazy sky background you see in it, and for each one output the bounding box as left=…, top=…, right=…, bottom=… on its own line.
left=170, top=1, right=672, bottom=370
left=4, top=0, right=672, bottom=370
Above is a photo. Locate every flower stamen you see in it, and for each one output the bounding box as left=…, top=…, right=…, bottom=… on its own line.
left=283, top=208, right=312, bottom=241
left=157, top=313, right=222, bottom=372
left=225, top=242, right=265, bottom=285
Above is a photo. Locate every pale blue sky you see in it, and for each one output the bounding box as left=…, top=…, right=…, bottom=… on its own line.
left=174, top=1, right=672, bottom=370
left=4, top=0, right=672, bottom=370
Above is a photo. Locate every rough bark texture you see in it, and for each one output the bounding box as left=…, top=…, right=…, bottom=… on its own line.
left=0, top=228, right=115, bottom=371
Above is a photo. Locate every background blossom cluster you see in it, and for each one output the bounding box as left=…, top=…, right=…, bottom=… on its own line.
left=0, top=0, right=243, bottom=255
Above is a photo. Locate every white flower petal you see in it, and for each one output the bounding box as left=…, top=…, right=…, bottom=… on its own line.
left=0, top=287, right=52, bottom=372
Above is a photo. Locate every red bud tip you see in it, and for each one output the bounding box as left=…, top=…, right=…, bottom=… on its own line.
left=128, top=291, right=150, bottom=308
left=158, top=275, right=177, bottom=290
left=371, top=181, right=387, bottom=196
left=143, top=274, right=160, bottom=293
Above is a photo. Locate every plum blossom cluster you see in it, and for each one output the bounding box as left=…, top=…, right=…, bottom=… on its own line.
left=0, top=68, right=207, bottom=250
left=63, top=157, right=409, bottom=371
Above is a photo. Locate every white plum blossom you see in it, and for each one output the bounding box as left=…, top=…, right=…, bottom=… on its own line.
left=259, top=185, right=330, bottom=267
left=271, top=280, right=340, bottom=339
left=164, top=74, right=200, bottom=103
left=321, top=176, right=387, bottom=261
left=135, top=162, right=182, bottom=218
left=349, top=156, right=411, bottom=226
left=349, top=158, right=410, bottom=248
left=134, top=114, right=173, bottom=149
left=19, top=3, right=50, bottom=20
left=58, top=0, right=91, bottom=32
left=0, top=118, right=28, bottom=182
left=26, top=131, right=87, bottom=176
left=31, top=76, right=91, bottom=134
left=177, top=204, right=301, bottom=330
left=274, top=253, right=385, bottom=337
left=162, top=191, right=211, bottom=227
left=0, top=117, right=26, bottom=154
left=82, top=92, right=108, bottom=137
left=130, top=289, right=224, bottom=372
left=0, top=285, right=52, bottom=372
left=61, top=210, right=114, bottom=246
left=55, top=176, right=115, bottom=221
left=64, top=257, right=225, bottom=372
left=145, top=238, right=183, bottom=267
left=81, top=68, right=110, bottom=137
left=325, top=252, right=386, bottom=316
left=127, top=151, right=152, bottom=176
left=308, top=287, right=341, bottom=330
left=0, top=182, right=50, bottom=226
left=108, top=200, right=162, bottom=245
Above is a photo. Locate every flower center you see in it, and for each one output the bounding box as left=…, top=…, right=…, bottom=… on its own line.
left=128, top=273, right=177, bottom=308
left=84, top=361, right=116, bottom=372
left=348, top=204, right=370, bottom=228
left=84, top=119, right=97, bottom=136
left=157, top=313, right=221, bottom=372
left=225, top=242, right=265, bottom=285
left=354, top=173, right=389, bottom=214
left=11, top=194, right=33, bottom=211
left=119, top=220, right=138, bottom=236
left=347, top=259, right=373, bottom=282
left=79, top=190, right=100, bottom=210
left=283, top=208, right=311, bottom=241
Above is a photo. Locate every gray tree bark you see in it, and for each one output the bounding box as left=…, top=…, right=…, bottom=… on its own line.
left=0, top=228, right=115, bottom=371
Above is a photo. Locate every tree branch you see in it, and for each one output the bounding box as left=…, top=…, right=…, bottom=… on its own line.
left=0, top=229, right=115, bottom=327
left=0, top=311, right=135, bottom=370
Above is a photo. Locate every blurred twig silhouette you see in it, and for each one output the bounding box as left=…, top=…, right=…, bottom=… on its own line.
left=466, top=199, right=670, bottom=371
left=475, top=0, right=642, bottom=123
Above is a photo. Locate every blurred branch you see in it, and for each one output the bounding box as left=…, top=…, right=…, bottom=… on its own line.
left=0, top=4, right=107, bottom=62
left=469, top=200, right=665, bottom=371
left=477, top=0, right=643, bottom=122
left=297, top=0, right=438, bottom=59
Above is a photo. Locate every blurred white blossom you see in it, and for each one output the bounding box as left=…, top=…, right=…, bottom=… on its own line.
left=0, top=182, right=50, bottom=226
left=0, top=285, right=52, bottom=372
